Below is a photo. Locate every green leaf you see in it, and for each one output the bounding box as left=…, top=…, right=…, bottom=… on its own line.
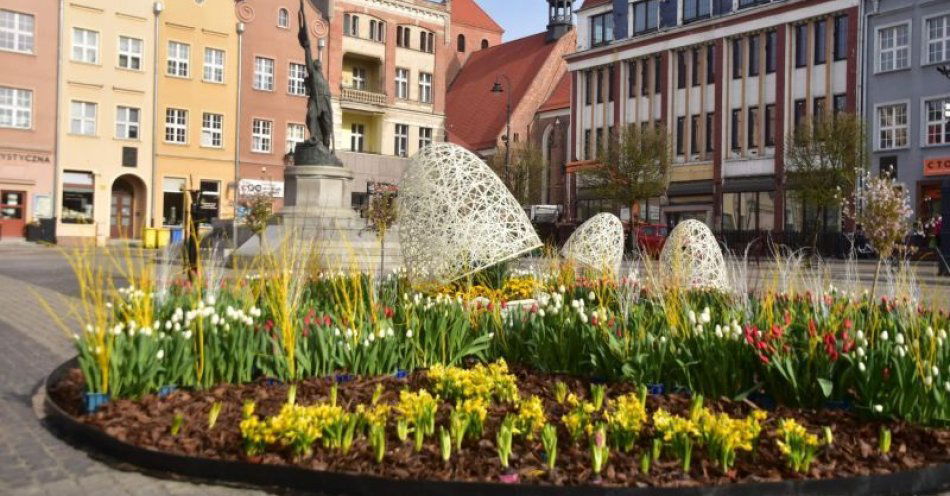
left=818, top=378, right=834, bottom=398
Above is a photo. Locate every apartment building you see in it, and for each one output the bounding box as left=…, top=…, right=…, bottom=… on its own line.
left=154, top=0, right=240, bottom=231
left=864, top=0, right=950, bottom=224
left=567, top=0, right=859, bottom=233
left=55, top=0, right=157, bottom=244
left=0, top=1, right=58, bottom=240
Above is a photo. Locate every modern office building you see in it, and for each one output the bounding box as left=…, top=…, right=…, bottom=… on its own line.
left=0, top=1, right=58, bottom=240
left=154, top=0, right=240, bottom=232
left=567, top=0, right=859, bottom=234
left=55, top=0, right=157, bottom=244
left=864, top=0, right=950, bottom=224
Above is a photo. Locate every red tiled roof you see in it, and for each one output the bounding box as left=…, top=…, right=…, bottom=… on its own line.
left=579, top=0, right=612, bottom=11
left=446, top=32, right=560, bottom=150
left=538, top=73, right=571, bottom=112
left=452, top=0, right=504, bottom=34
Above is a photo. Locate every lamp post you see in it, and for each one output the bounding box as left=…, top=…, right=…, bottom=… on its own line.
left=491, top=75, right=512, bottom=187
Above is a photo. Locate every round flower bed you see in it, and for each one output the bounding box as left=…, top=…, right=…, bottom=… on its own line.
left=46, top=359, right=950, bottom=495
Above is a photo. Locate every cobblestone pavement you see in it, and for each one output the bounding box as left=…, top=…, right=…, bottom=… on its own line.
left=1, top=242, right=948, bottom=495
left=0, top=243, right=266, bottom=495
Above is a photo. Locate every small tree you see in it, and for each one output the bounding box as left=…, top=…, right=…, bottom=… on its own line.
left=490, top=142, right=545, bottom=206
left=855, top=173, right=913, bottom=296
left=785, top=113, right=868, bottom=252
left=364, top=190, right=398, bottom=280
left=242, top=192, right=275, bottom=246
left=581, top=124, right=672, bottom=240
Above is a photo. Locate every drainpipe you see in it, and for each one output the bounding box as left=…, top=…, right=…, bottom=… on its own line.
left=152, top=1, right=164, bottom=228
left=52, top=0, right=64, bottom=235
left=233, top=21, right=245, bottom=249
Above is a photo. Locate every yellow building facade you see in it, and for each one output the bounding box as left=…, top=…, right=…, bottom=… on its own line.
left=154, top=0, right=239, bottom=229
left=56, top=0, right=157, bottom=244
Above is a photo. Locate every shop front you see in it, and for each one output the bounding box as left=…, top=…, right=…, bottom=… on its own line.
left=920, top=157, right=950, bottom=224
left=0, top=148, right=54, bottom=240
left=662, top=180, right=714, bottom=228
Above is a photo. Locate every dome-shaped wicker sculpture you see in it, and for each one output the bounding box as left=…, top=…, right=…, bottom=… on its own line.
left=398, top=143, right=542, bottom=283
left=561, top=213, right=624, bottom=274
left=659, top=219, right=729, bottom=292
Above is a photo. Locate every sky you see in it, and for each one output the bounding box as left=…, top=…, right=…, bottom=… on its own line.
left=477, top=0, right=551, bottom=42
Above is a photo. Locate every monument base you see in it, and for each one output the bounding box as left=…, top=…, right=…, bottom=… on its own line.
left=232, top=163, right=401, bottom=272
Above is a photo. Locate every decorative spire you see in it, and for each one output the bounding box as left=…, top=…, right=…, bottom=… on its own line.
left=546, top=0, right=574, bottom=42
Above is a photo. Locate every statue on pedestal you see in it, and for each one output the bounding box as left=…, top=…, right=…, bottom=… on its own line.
left=295, top=0, right=341, bottom=166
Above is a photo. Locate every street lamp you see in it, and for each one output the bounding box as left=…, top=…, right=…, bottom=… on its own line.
left=491, top=75, right=512, bottom=186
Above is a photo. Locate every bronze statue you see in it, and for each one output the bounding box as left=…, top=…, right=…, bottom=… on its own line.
left=295, top=0, right=341, bottom=166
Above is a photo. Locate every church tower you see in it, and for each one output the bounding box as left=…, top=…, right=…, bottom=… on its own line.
left=546, top=0, right=573, bottom=42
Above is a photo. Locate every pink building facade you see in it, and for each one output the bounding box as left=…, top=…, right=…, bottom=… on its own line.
left=0, top=0, right=58, bottom=240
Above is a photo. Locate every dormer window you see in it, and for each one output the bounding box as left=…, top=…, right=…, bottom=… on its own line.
left=631, top=0, right=659, bottom=35
left=590, top=12, right=613, bottom=47
left=682, top=0, right=711, bottom=24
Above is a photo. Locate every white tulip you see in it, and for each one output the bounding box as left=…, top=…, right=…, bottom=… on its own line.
left=873, top=404, right=883, bottom=413
left=895, top=333, right=905, bottom=345
left=156, top=349, right=165, bottom=360
left=880, top=331, right=889, bottom=342
left=858, top=362, right=866, bottom=373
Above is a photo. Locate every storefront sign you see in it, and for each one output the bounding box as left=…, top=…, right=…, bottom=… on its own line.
left=367, top=181, right=398, bottom=194
left=0, top=151, right=52, bottom=164
left=238, top=179, right=284, bottom=198
left=924, top=157, right=950, bottom=177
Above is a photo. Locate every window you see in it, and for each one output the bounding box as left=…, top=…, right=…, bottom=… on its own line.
left=481, top=39, right=489, bottom=50
left=395, top=68, right=409, bottom=99
left=70, top=101, right=96, bottom=136
left=346, top=15, right=360, bottom=38
left=628, top=61, right=637, bottom=96
left=162, top=177, right=185, bottom=226
left=632, top=0, right=659, bottom=34
left=397, top=26, right=411, bottom=48
left=707, top=45, right=715, bottom=83
left=201, top=113, right=223, bottom=148
left=677, top=51, right=687, bottom=89
left=926, top=14, right=950, bottom=64
left=0, top=87, right=31, bottom=129
left=118, top=36, right=143, bottom=70
left=278, top=8, right=290, bottom=28
left=420, top=31, right=434, bottom=53
left=289, top=63, right=307, bottom=95
left=167, top=41, right=189, bottom=77
left=732, top=38, right=743, bottom=79
left=748, top=34, right=760, bottom=77
left=372, top=20, right=386, bottom=42
left=690, top=115, right=700, bottom=156
left=924, top=97, right=950, bottom=145
left=254, top=57, right=275, bottom=91
left=722, top=191, right=775, bottom=232
left=655, top=56, right=662, bottom=93
left=590, top=12, right=613, bottom=47
left=164, top=108, right=187, bottom=144
left=583, top=129, right=592, bottom=159
left=419, top=127, right=433, bottom=150
left=765, top=104, right=776, bottom=147
left=682, top=0, right=710, bottom=23
left=0, top=10, right=34, bottom=53
left=596, top=69, right=604, bottom=103
left=394, top=124, right=408, bottom=157
left=877, top=103, right=908, bottom=150
left=286, top=123, right=305, bottom=154
left=640, top=61, right=649, bottom=96
left=252, top=119, right=273, bottom=153
left=199, top=48, right=224, bottom=83
left=62, top=172, right=95, bottom=224
left=196, top=180, right=221, bottom=223
left=705, top=113, right=714, bottom=153
left=813, top=97, right=826, bottom=122
left=793, top=99, right=806, bottom=131
left=419, top=72, right=432, bottom=103
left=676, top=117, right=685, bottom=156
left=795, top=24, right=808, bottom=68
left=877, top=23, right=909, bottom=72
left=585, top=71, right=593, bottom=104
left=833, top=14, right=849, bottom=61
left=731, top=109, right=741, bottom=151
left=457, top=34, right=466, bottom=53
left=72, top=28, right=99, bottom=63
left=350, top=123, right=365, bottom=152
left=747, top=106, right=759, bottom=149
left=766, top=31, right=777, bottom=73
left=116, top=106, right=140, bottom=139
left=351, top=66, right=366, bottom=90
left=833, top=93, right=847, bottom=114
left=607, top=65, right=615, bottom=102
left=691, top=47, right=701, bottom=87
left=814, top=19, right=827, bottom=65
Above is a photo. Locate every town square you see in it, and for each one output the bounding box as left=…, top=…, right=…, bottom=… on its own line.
left=1, top=0, right=950, bottom=495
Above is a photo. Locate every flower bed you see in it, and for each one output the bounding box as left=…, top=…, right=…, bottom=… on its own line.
left=47, top=359, right=950, bottom=493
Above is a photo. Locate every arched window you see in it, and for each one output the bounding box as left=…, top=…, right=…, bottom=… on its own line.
left=457, top=34, right=466, bottom=53
left=277, top=8, right=290, bottom=28
left=481, top=39, right=489, bottom=50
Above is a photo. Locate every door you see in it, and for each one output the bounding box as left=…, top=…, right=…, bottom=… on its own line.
left=0, top=190, right=26, bottom=239
left=110, top=186, right=134, bottom=238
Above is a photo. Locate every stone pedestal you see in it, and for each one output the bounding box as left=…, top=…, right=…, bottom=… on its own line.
left=232, top=161, right=401, bottom=272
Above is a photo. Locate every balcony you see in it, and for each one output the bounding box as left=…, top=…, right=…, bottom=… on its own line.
left=341, top=87, right=387, bottom=106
